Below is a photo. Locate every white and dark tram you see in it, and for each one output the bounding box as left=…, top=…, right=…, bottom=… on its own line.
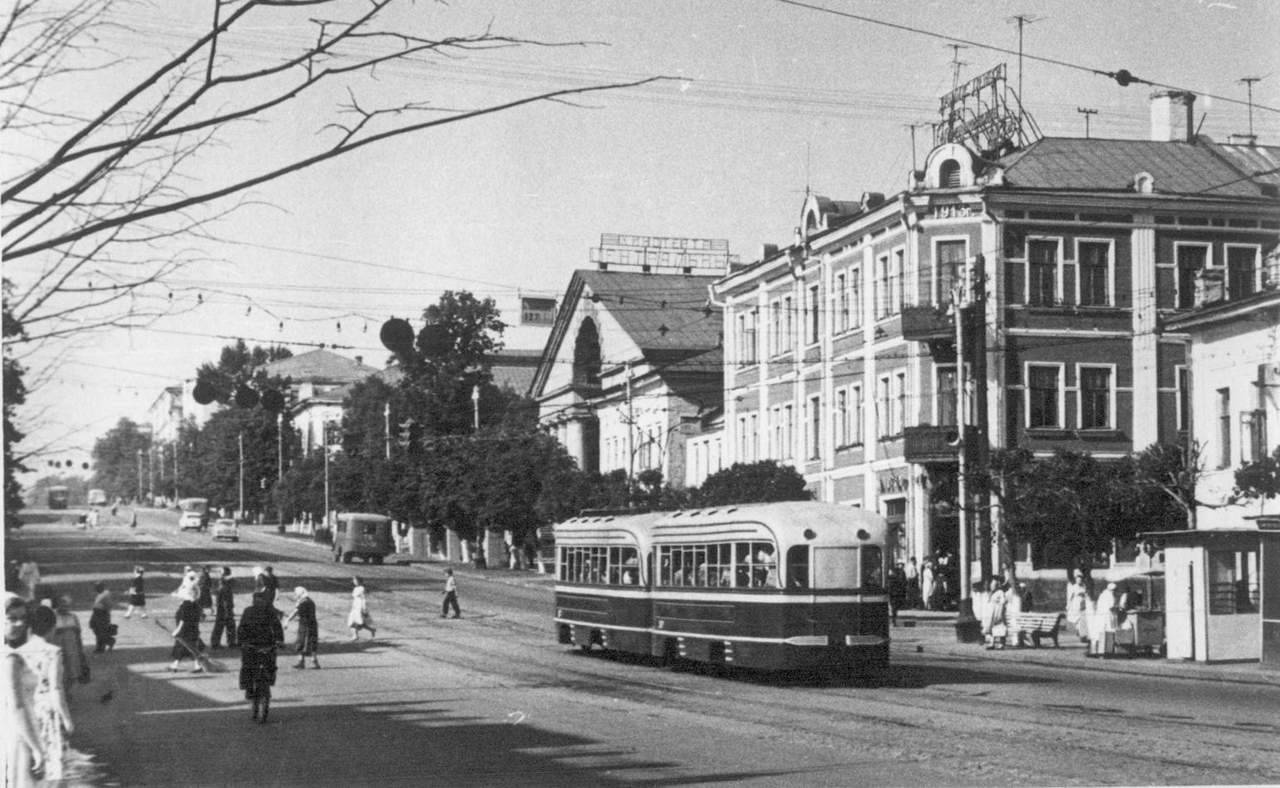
left=554, top=502, right=890, bottom=673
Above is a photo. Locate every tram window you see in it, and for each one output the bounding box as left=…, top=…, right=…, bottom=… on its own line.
left=786, top=545, right=809, bottom=589
left=813, top=546, right=857, bottom=589
left=752, top=543, right=777, bottom=588
left=861, top=546, right=885, bottom=591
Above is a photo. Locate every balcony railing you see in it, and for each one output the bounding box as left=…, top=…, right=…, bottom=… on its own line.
left=901, top=303, right=954, bottom=342
left=903, top=424, right=976, bottom=464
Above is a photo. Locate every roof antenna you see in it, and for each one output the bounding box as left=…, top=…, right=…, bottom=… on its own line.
left=1006, top=14, right=1043, bottom=128
left=1240, top=76, right=1263, bottom=138
left=1076, top=107, right=1097, bottom=139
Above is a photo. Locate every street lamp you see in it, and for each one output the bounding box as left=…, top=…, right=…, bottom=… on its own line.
left=471, top=385, right=480, bottom=432
left=136, top=449, right=143, bottom=505
left=238, top=431, right=245, bottom=519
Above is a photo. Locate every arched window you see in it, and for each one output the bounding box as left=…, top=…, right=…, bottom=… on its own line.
left=572, top=319, right=602, bottom=387
left=939, top=159, right=962, bottom=188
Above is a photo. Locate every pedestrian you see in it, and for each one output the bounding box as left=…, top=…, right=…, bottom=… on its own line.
left=260, top=566, right=279, bottom=610
left=887, top=562, right=907, bottom=626
left=51, top=596, right=88, bottom=693
left=982, top=578, right=1008, bottom=650
left=168, top=586, right=205, bottom=673
left=236, top=592, right=283, bottom=722
left=20, top=606, right=73, bottom=781
left=210, top=567, right=237, bottom=649
left=1065, top=569, right=1089, bottom=642
left=88, top=582, right=116, bottom=654
left=129, top=510, right=137, bottom=529
left=441, top=568, right=461, bottom=619
left=171, top=566, right=196, bottom=600
left=196, top=566, right=213, bottom=613
left=920, top=558, right=936, bottom=611
left=18, top=561, right=40, bottom=601
left=124, top=566, right=147, bottom=619
left=1089, top=582, right=1119, bottom=657
left=346, top=577, right=375, bottom=640
left=4, top=593, right=48, bottom=786
left=285, top=587, right=320, bottom=669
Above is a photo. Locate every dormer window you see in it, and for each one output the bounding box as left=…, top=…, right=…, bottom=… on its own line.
left=940, top=159, right=962, bottom=188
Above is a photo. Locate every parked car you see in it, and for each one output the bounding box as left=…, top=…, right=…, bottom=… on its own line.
left=177, top=497, right=210, bottom=531
left=211, top=518, right=240, bottom=542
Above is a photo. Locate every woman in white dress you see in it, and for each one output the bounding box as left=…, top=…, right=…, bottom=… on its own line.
left=4, top=593, right=46, bottom=787
left=1065, top=570, right=1090, bottom=642
left=346, top=577, right=376, bottom=641
left=22, top=605, right=74, bottom=780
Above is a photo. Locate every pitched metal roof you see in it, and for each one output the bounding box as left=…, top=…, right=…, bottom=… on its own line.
left=259, top=349, right=379, bottom=384
left=996, top=137, right=1280, bottom=198
left=575, top=269, right=723, bottom=353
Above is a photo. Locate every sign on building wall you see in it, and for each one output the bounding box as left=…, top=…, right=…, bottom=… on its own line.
left=520, top=297, right=557, bottom=326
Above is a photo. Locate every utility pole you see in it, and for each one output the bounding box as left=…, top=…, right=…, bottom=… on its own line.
left=1240, top=76, right=1262, bottom=138
left=323, top=422, right=331, bottom=531
left=383, top=401, right=391, bottom=460
left=237, top=431, right=244, bottom=519
left=277, top=412, right=285, bottom=531
left=1077, top=107, right=1097, bottom=138
left=971, top=254, right=993, bottom=586
left=946, top=44, right=968, bottom=93
left=1007, top=14, right=1041, bottom=127
left=626, top=362, right=635, bottom=506
left=953, top=277, right=969, bottom=612
left=136, top=449, right=143, bottom=504
left=172, top=442, right=179, bottom=502
left=471, top=385, right=480, bottom=432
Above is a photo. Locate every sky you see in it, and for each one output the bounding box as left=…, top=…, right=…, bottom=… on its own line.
left=5, top=0, right=1279, bottom=479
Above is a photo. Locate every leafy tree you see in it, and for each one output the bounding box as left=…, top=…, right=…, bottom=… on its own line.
left=181, top=406, right=283, bottom=518
left=194, top=340, right=293, bottom=405
left=90, top=418, right=152, bottom=501
left=694, top=461, right=812, bottom=507
left=3, top=280, right=28, bottom=529
left=1128, top=442, right=1204, bottom=530
left=1235, top=445, right=1280, bottom=509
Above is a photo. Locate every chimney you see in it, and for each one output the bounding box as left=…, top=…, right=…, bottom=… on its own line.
left=1228, top=133, right=1258, bottom=147
left=1150, top=90, right=1196, bottom=143
left=355, top=355, right=363, bottom=366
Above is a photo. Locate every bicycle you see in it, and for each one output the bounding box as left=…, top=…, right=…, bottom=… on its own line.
left=240, top=643, right=277, bottom=723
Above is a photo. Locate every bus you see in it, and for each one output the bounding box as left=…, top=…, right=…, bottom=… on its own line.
left=48, top=486, right=70, bottom=510
left=554, top=501, right=890, bottom=673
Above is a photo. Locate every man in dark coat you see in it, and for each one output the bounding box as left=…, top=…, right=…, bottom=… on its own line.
left=237, top=592, right=284, bottom=719
left=210, top=566, right=237, bottom=649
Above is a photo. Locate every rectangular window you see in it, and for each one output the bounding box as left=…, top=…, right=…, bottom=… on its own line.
left=1176, top=366, right=1189, bottom=433
left=1028, top=365, right=1061, bottom=428
left=1208, top=550, right=1259, bottom=614
left=1028, top=239, right=1058, bottom=306
left=738, top=309, right=758, bottom=365
left=770, top=299, right=782, bottom=356
left=1218, top=388, right=1228, bottom=468
left=893, top=371, right=906, bottom=436
left=836, top=272, right=849, bottom=333
left=750, top=413, right=759, bottom=461
left=835, top=389, right=849, bottom=448
left=737, top=416, right=749, bottom=460
left=806, top=284, right=820, bottom=344
left=784, top=404, right=794, bottom=459
left=875, top=254, right=890, bottom=319
left=1217, top=388, right=1231, bottom=468
left=1176, top=244, right=1209, bottom=309
left=808, top=395, right=821, bottom=460
left=1078, top=241, right=1111, bottom=306
left=851, top=384, right=864, bottom=445
left=783, top=295, right=794, bottom=353
left=876, top=376, right=891, bottom=438
left=937, top=365, right=958, bottom=426
left=1227, top=246, right=1258, bottom=300
left=936, top=240, right=966, bottom=306
left=850, top=266, right=863, bottom=328
left=892, top=249, right=905, bottom=316
left=1079, top=366, right=1112, bottom=429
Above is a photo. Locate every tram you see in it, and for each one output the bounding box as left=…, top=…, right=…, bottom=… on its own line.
left=554, top=502, right=890, bottom=673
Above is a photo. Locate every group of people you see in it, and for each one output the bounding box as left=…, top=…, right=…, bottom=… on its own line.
left=887, top=552, right=960, bottom=622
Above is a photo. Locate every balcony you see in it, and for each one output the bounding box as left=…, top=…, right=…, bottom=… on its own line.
left=901, top=303, right=954, bottom=342
left=903, top=424, right=976, bottom=464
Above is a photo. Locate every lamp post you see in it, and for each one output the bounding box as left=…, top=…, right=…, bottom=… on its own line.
left=237, top=431, right=245, bottom=520
left=136, top=449, right=143, bottom=505
left=471, top=385, right=480, bottom=432
left=323, top=421, right=332, bottom=531
left=384, top=401, right=391, bottom=460
left=277, top=412, right=285, bottom=532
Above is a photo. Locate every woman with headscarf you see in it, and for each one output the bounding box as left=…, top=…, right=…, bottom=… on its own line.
left=4, top=593, right=46, bottom=786
left=346, top=577, right=376, bottom=641
left=284, top=587, right=320, bottom=669
left=168, top=586, right=205, bottom=673
left=21, top=606, right=73, bottom=780
left=88, top=582, right=116, bottom=653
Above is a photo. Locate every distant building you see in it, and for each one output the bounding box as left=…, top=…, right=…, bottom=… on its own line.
left=260, top=349, right=380, bottom=456
left=530, top=267, right=724, bottom=488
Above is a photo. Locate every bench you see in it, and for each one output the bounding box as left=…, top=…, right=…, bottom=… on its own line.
left=1010, top=612, right=1065, bottom=648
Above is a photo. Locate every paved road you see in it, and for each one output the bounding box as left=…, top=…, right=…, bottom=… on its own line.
left=9, top=509, right=1280, bottom=786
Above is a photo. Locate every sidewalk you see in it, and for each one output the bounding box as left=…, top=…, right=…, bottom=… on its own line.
left=892, top=609, right=1280, bottom=687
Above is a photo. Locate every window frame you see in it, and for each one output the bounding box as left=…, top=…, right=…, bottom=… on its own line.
left=934, top=237, right=969, bottom=307
left=807, top=394, right=822, bottom=460
left=1025, top=237, right=1063, bottom=307
left=1076, top=363, right=1116, bottom=430
left=1075, top=238, right=1115, bottom=307
left=805, top=283, right=821, bottom=345
left=1225, top=243, right=1261, bottom=301
left=1174, top=242, right=1213, bottom=309
left=1025, top=362, right=1065, bottom=429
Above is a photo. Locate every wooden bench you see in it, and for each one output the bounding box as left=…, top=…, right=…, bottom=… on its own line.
left=1010, top=612, right=1065, bottom=648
